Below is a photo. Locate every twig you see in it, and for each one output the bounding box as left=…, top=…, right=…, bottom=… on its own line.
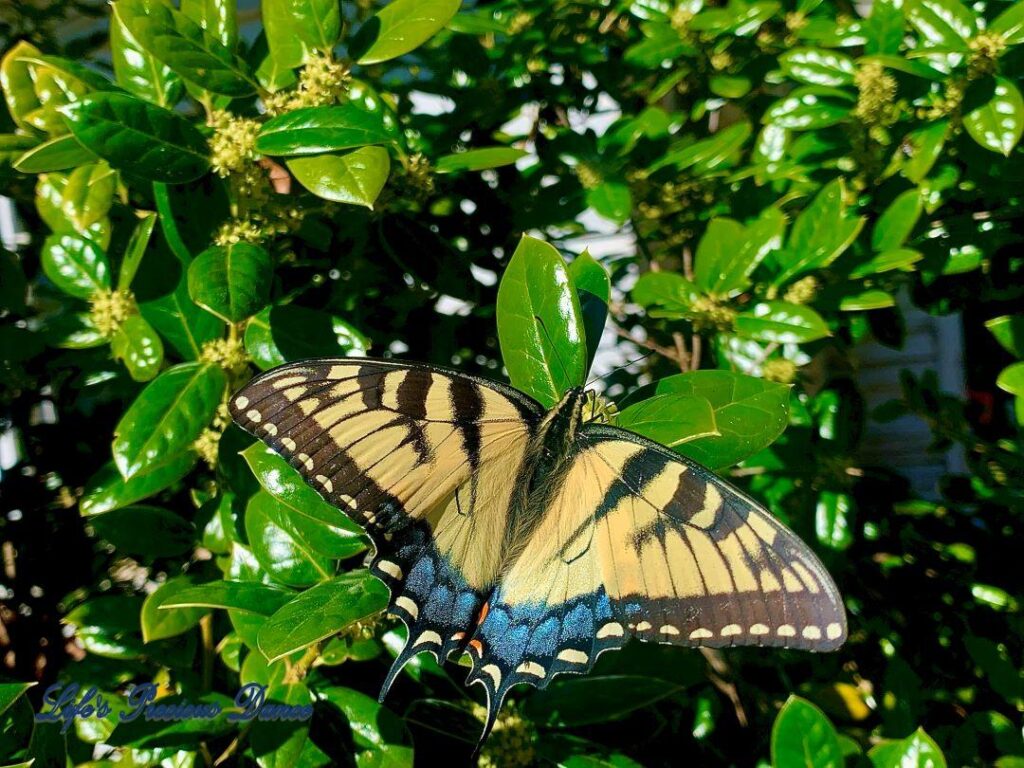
left=614, top=324, right=683, bottom=365
left=689, top=334, right=702, bottom=371
left=701, top=648, right=748, bottom=727
left=671, top=332, right=690, bottom=373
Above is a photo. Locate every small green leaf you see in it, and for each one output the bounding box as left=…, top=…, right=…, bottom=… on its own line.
left=496, top=235, right=587, bottom=408
left=849, top=248, right=923, bottom=278
left=111, top=314, right=165, bottom=382
left=112, top=361, right=226, bottom=479
left=991, top=0, right=1024, bottom=44
left=585, top=180, right=633, bottom=225
left=89, top=505, right=195, bottom=557
left=257, top=105, right=392, bottom=156
left=263, top=0, right=343, bottom=69
left=985, top=315, right=1024, bottom=357
left=160, top=581, right=295, bottom=616
left=839, top=288, right=896, bottom=311
left=0, top=684, right=35, bottom=719
left=435, top=146, right=527, bottom=173
left=632, top=271, right=702, bottom=316
left=567, top=251, right=610, bottom=371
left=188, top=242, right=272, bottom=323
left=736, top=301, right=831, bottom=343
left=905, top=0, right=975, bottom=50
left=244, top=305, right=369, bottom=370
left=964, top=77, right=1024, bottom=156
left=815, top=491, right=855, bottom=550
left=60, top=162, right=116, bottom=231
left=41, top=233, right=110, bottom=299
left=649, top=121, right=751, bottom=173
left=997, top=362, right=1024, bottom=395
left=771, top=696, right=844, bottom=768
left=13, top=133, right=96, bottom=172
left=775, top=178, right=864, bottom=284
left=119, top=211, right=157, bottom=289
left=901, top=120, right=948, bottom=183
left=257, top=571, right=390, bottom=661
left=694, top=218, right=747, bottom=294
left=780, top=48, right=856, bottom=86
left=764, top=87, right=853, bottom=130
left=868, top=727, right=947, bottom=768
left=352, top=0, right=462, bottom=65
left=1, top=41, right=44, bottom=132
left=617, top=394, right=719, bottom=448
left=872, top=189, right=923, bottom=251
left=287, top=146, right=391, bottom=208
left=80, top=455, right=195, bottom=515
left=141, top=575, right=208, bottom=642
left=62, top=92, right=210, bottom=183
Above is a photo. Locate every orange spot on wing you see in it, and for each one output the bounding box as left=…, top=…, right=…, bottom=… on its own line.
left=469, top=639, right=484, bottom=655
left=476, top=601, right=490, bottom=626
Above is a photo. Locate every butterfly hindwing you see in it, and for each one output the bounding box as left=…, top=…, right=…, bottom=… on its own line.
left=230, top=359, right=542, bottom=688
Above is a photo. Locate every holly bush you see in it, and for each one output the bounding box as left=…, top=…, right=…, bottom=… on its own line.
left=1, top=0, right=1023, bottom=766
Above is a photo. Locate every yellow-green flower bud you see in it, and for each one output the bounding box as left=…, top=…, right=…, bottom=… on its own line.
left=89, top=288, right=136, bottom=337
left=575, top=162, right=602, bottom=190
left=474, top=701, right=537, bottom=768
left=968, top=32, right=1006, bottom=78
left=209, top=112, right=261, bottom=178
left=582, top=391, right=619, bottom=424
left=193, top=427, right=222, bottom=469
left=689, top=295, right=738, bottom=333
left=200, top=337, right=249, bottom=373
left=762, top=358, right=798, bottom=384
left=783, top=275, right=819, bottom=305
left=853, top=62, right=899, bottom=128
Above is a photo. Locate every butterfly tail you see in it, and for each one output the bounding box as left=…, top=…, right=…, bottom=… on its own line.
left=378, top=642, right=423, bottom=703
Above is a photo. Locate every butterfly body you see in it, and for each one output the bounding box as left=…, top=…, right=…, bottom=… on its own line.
left=230, top=358, right=847, bottom=745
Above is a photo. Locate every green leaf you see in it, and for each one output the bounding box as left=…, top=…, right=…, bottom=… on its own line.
left=849, top=248, right=923, bottom=278
left=567, top=251, right=610, bottom=371
left=764, top=86, right=853, bottom=130
left=0, top=684, right=34, bottom=720
left=901, top=120, right=948, bottom=183
left=244, top=305, right=369, bottom=370
left=525, top=676, right=684, bottom=728
left=188, top=242, right=272, bottom=323
left=110, top=4, right=183, bottom=107
left=779, top=48, right=856, bottom=87
left=905, top=0, right=975, bottom=50
left=873, top=189, right=923, bottom=251
left=991, top=1, right=1024, bottom=44
left=434, top=146, right=527, bottom=173
left=632, top=272, right=701, bottom=316
left=649, top=121, right=751, bottom=173
left=111, top=314, right=165, bottom=382
left=775, top=178, right=864, bottom=284
left=243, top=443, right=366, bottom=535
left=868, top=727, right=947, bottom=768
left=257, top=571, right=390, bottom=661
left=1, top=41, right=44, bottom=132
left=496, top=235, right=587, bottom=408
left=352, top=0, right=462, bottom=65
left=585, top=181, right=633, bottom=224
left=619, top=371, right=791, bottom=469
left=771, top=696, right=844, bottom=768
left=112, top=361, right=226, bottom=479
left=985, top=315, right=1024, bottom=357
left=263, top=0, right=342, bottom=69
left=964, top=77, right=1024, bottom=156
left=317, top=686, right=409, bottom=752
left=41, top=233, right=110, bottom=299
left=865, top=0, right=905, bottom=55
left=997, top=362, right=1024, bottom=395
left=257, top=105, right=392, bottom=156
left=287, top=146, right=391, bottom=208
left=62, top=92, right=210, bottom=183
left=181, top=0, right=238, bottom=49
left=697, top=209, right=785, bottom=296
left=736, top=301, right=831, bottom=343
left=160, top=581, right=295, bottom=616
left=139, top=261, right=223, bottom=359
left=815, top=491, right=855, bottom=550
left=13, top=133, right=96, bottom=172
left=60, top=162, right=116, bottom=231
left=839, top=288, right=897, bottom=311
left=245, top=491, right=335, bottom=586
left=141, top=575, right=208, bottom=642
left=0, top=134, right=39, bottom=168
left=79, top=455, right=195, bottom=515
left=89, top=505, right=195, bottom=557
left=119, top=211, right=157, bottom=289
left=252, top=487, right=366, bottom=561
left=114, top=0, right=257, bottom=96
left=618, top=393, right=720, bottom=449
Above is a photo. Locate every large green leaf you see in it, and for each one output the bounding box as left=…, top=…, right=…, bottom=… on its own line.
left=288, top=146, right=391, bottom=207
left=160, top=581, right=295, bottom=616
left=771, top=696, right=844, bottom=768
left=649, top=121, right=751, bottom=173
left=115, top=0, right=257, bottom=96
left=112, top=361, right=226, bottom=479
left=434, top=146, right=527, bottom=173
left=905, top=0, right=975, bottom=50
left=110, top=3, right=183, bottom=107
left=41, top=232, right=110, bottom=299
left=111, top=314, right=164, bottom=382
left=245, top=491, right=336, bottom=587
left=188, top=242, right=272, bottom=323
left=567, top=250, right=610, bottom=370
left=736, top=301, right=831, bottom=343
left=763, top=86, right=853, bottom=130
left=872, top=190, right=923, bottom=251
left=991, top=0, right=1024, bottom=44
left=964, top=77, right=1024, bottom=157
left=0, top=684, right=35, bottom=720
left=617, top=395, right=719, bottom=449
left=779, top=48, right=856, bottom=87
left=13, top=133, right=96, bottom=173
left=257, top=571, right=390, bottom=661
left=775, top=178, right=864, bottom=284
left=1, top=41, right=44, bottom=132
left=181, top=0, right=238, bottom=49
left=263, top=0, right=343, bottom=69
left=257, top=105, right=392, bottom=156
left=631, top=271, right=701, bottom=316
left=317, top=686, right=409, bottom=755
left=620, top=371, right=791, bottom=469
left=80, top=455, right=195, bottom=515
left=244, top=305, right=369, bottom=371
left=62, top=92, right=210, bottom=183
left=89, top=505, right=195, bottom=557
left=141, top=575, right=208, bottom=642
left=997, top=362, right=1024, bottom=395
left=868, top=727, right=947, bottom=768
left=496, top=235, right=587, bottom=408
left=352, top=0, right=462, bottom=65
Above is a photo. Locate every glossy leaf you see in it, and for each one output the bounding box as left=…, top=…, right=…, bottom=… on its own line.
left=115, top=0, right=257, bottom=96
left=245, top=491, right=335, bottom=587
left=649, top=121, right=751, bottom=172
left=586, top=181, right=633, bottom=224
left=1, top=41, right=44, bottom=132
left=779, top=48, right=856, bottom=87
left=263, top=0, right=342, bottom=69
left=89, top=505, right=195, bottom=557
left=317, top=686, right=409, bottom=754
left=985, top=315, right=1024, bottom=357
left=79, top=455, right=195, bottom=515
left=139, top=262, right=223, bottom=359
left=160, top=581, right=295, bottom=616
left=872, top=190, right=923, bottom=251
left=496, top=235, right=587, bottom=408
left=119, top=212, right=158, bottom=289
left=868, top=727, right=947, bottom=768
left=257, top=571, right=390, bottom=661
left=62, top=92, right=210, bottom=183
left=110, top=4, right=183, bottom=107
left=188, top=242, right=272, bottom=323
left=0, top=684, right=34, bottom=720
left=698, top=209, right=785, bottom=295
left=567, top=250, right=610, bottom=370
left=736, top=301, right=831, bottom=343
left=771, top=696, right=844, bottom=768
left=964, top=78, right=1024, bottom=156
left=839, top=288, right=897, bottom=311
left=991, top=1, right=1024, bottom=44
left=13, top=134, right=95, bottom=173
left=815, top=491, right=855, bottom=550
left=905, top=0, right=975, bottom=50
left=60, top=162, right=116, bottom=231
left=997, top=362, right=1024, bottom=395
left=244, top=305, right=369, bottom=371
left=257, top=105, right=392, bottom=156
left=250, top=487, right=366, bottom=561
left=850, top=248, right=923, bottom=278
left=617, top=394, right=719, bottom=448
left=775, top=178, right=864, bottom=284
left=112, top=362, right=226, bottom=479
left=434, top=147, right=527, bottom=173
left=41, top=233, right=110, bottom=299
left=631, top=272, right=701, bottom=316
left=352, top=0, right=462, bottom=65
left=764, top=86, right=853, bottom=130
left=287, top=146, right=391, bottom=208
left=141, top=575, right=208, bottom=642
left=181, top=0, right=238, bottom=49
left=901, top=120, right=948, bottom=183
left=111, top=314, right=164, bottom=382
left=619, top=370, right=791, bottom=469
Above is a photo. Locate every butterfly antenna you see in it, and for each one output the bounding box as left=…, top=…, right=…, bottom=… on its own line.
left=584, top=348, right=657, bottom=389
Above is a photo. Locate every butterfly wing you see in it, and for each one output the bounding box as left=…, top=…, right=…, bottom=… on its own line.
left=230, top=358, right=542, bottom=690
left=468, top=423, right=846, bottom=732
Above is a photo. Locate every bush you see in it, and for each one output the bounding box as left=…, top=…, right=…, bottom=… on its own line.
left=1, top=0, right=1022, bottom=766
